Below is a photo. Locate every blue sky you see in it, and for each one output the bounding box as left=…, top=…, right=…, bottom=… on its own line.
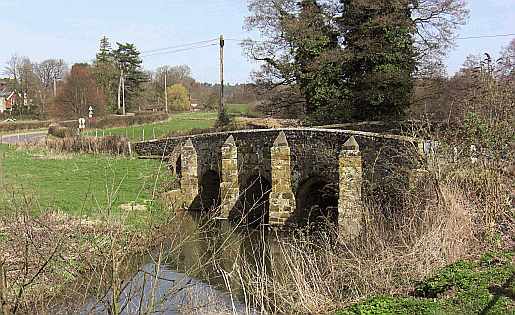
left=449, top=0, right=515, bottom=72
left=1, top=0, right=515, bottom=83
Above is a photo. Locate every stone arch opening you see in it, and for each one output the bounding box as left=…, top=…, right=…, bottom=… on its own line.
left=195, top=170, right=221, bottom=213
left=235, top=175, right=271, bottom=226
left=175, top=155, right=182, bottom=178
left=297, top=178, right=338, bottom=230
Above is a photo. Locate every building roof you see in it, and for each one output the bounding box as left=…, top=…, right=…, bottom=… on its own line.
left=0, top=91, right=15, bottom=99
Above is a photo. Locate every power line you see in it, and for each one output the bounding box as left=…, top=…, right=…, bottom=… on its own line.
left=457, top=33, right=515, bottom=40
left=140, top=38, right=218, bottom=55
left=143, top=43, right=218, bottom=59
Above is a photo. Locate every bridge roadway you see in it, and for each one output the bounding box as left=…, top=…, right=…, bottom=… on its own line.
left=134, top=127, right=424, bottom=239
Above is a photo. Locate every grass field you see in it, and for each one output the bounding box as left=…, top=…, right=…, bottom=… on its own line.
left=224, top=103, right=249, bottom=116
left=84, top=112, right=217, bottom=142
left=0, top=144, right=169, bottom=222
left=0, top=109, right=244, bottom=219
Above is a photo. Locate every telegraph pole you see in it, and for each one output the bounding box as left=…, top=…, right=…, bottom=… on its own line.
left=118, top=69, right=122, bottom=110
left=164, top=71, right=168, bottom=113
left=122, top=73, right=125, bottom=116
left=219, top=35, right=224, bottom=113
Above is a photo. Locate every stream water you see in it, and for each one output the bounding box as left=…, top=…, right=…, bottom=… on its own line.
left=61, top=211, right=288, bottom=314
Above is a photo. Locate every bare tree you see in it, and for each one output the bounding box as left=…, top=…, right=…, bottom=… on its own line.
left=3, top=53, right=39, bottom=114
left=53, top=64, right=107, bottom=119
left=34, top=58, right=68, bottom=91
left=412, top=0, right=469, bottom=75
left=497, top=38, right=515, bottom=77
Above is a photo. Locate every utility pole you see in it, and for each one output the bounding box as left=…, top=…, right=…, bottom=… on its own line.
left=53, top=78, right=56, bottom=97
left=118, top=69, right=122, bottom=110
left=220, top=35, right=224, bottom=113
left=164, top=71, right=168, bottom=113
left=122, top=72, right=125, bottom=116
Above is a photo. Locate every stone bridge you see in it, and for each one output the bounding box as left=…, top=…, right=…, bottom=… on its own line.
left=134, top=128, right=425, bottom=239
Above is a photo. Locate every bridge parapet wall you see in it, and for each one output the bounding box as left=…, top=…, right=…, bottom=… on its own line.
left=134, top=128, right=424, bottom=237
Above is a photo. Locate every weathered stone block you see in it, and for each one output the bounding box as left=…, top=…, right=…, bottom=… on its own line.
left=282, top=192, right=294, bottom=200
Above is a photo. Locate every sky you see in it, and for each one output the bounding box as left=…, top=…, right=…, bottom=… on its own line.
left=448, top=0, right=515, bottom=73
left=1, top=0, right=515, bottom=84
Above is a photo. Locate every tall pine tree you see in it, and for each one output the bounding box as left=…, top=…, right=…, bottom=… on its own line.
left=113, top=42, right=149, bottom=110
left=93, top=36, right=118, bottom=112
left=339, top=0, right=417, bottom=121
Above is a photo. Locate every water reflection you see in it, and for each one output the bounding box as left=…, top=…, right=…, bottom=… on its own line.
left=69, top=211, right=286, bottom=314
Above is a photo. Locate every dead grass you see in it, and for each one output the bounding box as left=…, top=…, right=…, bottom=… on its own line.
left=229, top=148, right=513, bottom=314
left=17, top=134, right=131, bottom=156
left=26, top=151, right=75, bottom=160
left=0, top=207, right=163, bottom=313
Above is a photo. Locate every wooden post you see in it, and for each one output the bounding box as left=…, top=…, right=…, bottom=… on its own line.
left=165, top=72, right=168, bottom=113
left=219, top=35, right=224, bottom=113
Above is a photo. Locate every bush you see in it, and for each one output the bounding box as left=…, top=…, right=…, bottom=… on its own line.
left=0, top=120, right=51, bottom=132
left=20, top=134, right=131, bottom=156
left=48, top=123, right=69, bottom=138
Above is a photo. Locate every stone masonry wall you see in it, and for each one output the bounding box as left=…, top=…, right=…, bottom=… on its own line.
left=133, top=128, right=423, bottom=237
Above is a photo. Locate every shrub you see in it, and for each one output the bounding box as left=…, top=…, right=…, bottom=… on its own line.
left=21, top=134, right=131, bottom=156
left=48, top=123, right=69, bottom=138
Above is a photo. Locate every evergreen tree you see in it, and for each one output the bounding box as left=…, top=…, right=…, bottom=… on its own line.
left=113, top=42, right=149, bottom=110
left=339, top=0, right=417, bottom=121
left=96, top=36, right=113, bottom=63
left=244, top=0, right=465, bottom=123
left=292, top=0, right=351, bottom=124
left=93, top=36, right=118, bottom=112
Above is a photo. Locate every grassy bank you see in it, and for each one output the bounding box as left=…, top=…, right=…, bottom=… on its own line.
left=0, top=144, right=168, bottom=223
left=84, top=112, right=216, bottom=142
left=0, top=141, right=187, bottom=313
left=333, top=251, right=515, bottom=314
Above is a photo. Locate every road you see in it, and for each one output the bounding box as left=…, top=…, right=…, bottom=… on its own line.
left=0, top=131, right=48, bottom=144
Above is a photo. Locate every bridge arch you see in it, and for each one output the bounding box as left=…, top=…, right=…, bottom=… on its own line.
left=234, top=174, right=272, bottom=226
left=196, top=170, right=221, bottom=213
left=296, top=177, right=339, bottom=229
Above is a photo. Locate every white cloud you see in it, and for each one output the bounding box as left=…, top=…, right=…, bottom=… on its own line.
left=0, top=2, right=18, bottom=7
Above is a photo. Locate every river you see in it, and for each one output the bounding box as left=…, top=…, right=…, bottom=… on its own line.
left=59, top=211, right=290, bottom=314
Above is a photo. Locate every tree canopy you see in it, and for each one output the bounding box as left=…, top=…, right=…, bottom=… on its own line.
left=339, top=0, right=417, bottom=121
left=167, top=84, right=190, bottom=111
left=243, top=0, right=469, bottom=124
left=52, top=63, right=107, bottom=119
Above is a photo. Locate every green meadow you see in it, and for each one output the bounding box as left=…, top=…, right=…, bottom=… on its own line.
left=0, top=109, right=242, bottom=222
left=0, top=145, right=168, bottom=221
left=84, top=112, right=217, bottom=142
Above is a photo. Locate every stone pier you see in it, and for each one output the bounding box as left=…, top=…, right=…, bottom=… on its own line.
left=338, top=136, right=363, bottom=240
left=269, top=131, right=295, bottom=226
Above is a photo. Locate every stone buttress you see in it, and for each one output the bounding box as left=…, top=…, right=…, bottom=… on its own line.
left=269, top=131, right=295, bottom=226
left=220, top=135, right=239, bottom=218
left=338, top=136, right=363, bottom=239
left=180, top=138, right=198, bottom=207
